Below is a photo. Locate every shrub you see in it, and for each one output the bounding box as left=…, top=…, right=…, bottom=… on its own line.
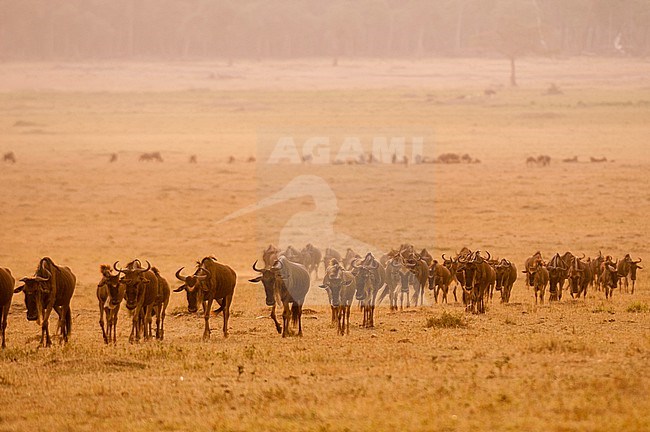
left=425, top=312, right=466, bottom=329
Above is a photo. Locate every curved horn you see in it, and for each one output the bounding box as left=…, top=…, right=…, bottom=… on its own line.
left=442, top=254, right=449, bottom=261
left=635, top=257, right=642, bottom=263
left=175, top=267, right=188, bottom=282
left=483, top=250, right=491, bottom=261
left=369, top=259, right=379, bottom=269
left=391, top=259, right=401, bottom=268
left=34, top=268, right=51, bottom=282
left=134, top=260, right=151, bottom=273
left=196, top=267, right=211, bottom=280
left=113, top=261, right=125, bottom=274
left=252, top=260, right=264, bottom=272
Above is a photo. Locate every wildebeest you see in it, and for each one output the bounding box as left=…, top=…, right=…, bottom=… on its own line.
left=566, top=254, right=592, bottom=299
left=523, top=260, right=549, bottom=304
left=109, top=153, right=118, bottom=163
left=562, top=156, right=578, bottom=163
left=590, top=156, right=607, bottom=163
left=441, top=253, right=461, bottom=303
left=379, top=256, right=402, bottom=311
left=139, top=152, right=163, bottom=162
left=281, top=245, right=302, bottom=264
left=494, top=259, right=517, bottom=303
left=189, top=154, right=197, bottom=163
left=250, top=257, right=309, bottom=337
left=319, top=260, right=356, bottom=335
left=0, top=267, right=15, bottom=348
left=175, top=256, right=236, bottom=339
left=3, top=152, right=16, bottom=163
left=457, top=250, right=494, bottom=314
left=588, top=252, right=604, bottom=291
left=617, top=255, right=642, bottom=294
left=323, top=247, right=343, bottom=270
left=524, top=251, right=543, bottom=287
left=428, top=260, right=453, bottom=303
left=405, top=256, right=430, bottom=306
left=601, top=261, right=619, bottom=299
left=352, top=253, right=385, bottom=327
left=114, top=260, right=169, bottom=342
left=300, top=243, right=322, bottom=278
left=546, top=253, right=568, bottom=301
left=343, top=248, right=360, bottom=270
left=97, top=265, right=126, bottom=344
left=15, top=257, right=76, bottom=347
left=262, top=244, right=280, bottom=268
left=419, top=248, right=434, bottom=266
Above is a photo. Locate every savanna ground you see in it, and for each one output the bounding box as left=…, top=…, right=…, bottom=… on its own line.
left=0, top=58, right=649, bottom=431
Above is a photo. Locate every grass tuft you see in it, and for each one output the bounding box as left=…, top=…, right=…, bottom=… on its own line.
left=626, top=302, right=649, bottom=313
left=425, top=312, right=466, bottom=329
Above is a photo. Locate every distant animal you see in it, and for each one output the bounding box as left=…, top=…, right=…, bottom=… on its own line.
left=405, top=256, right=430, bottom=306
left=228, top=156, right=235, bottom=163
left=262, top=244, right=281, bottom=268
left=96, top=265, right=125, bottom=344
left=14, top=257, right=76, bottom=347
left=562, top=156, right=578, bottom=163
left=281, top=245, right=302, bottom=263
left=566, top=254, right=592, bottom=299
left=523, top=251, right=543, bottom=287
left=494, top=259, right=517, bottom=303
left=139, top=152, right=163, bottom=162
left=3, top=152, right=16, bottom=163
left=323, top=248, right=343, bottom=270
left=343, top=248, right=360, bottom=270
left=590, top=156, right=607, bottom=163
left=175, top=256, right=236, bottom=339
left=526, top=156, right=537, bottom=166
left=247, top=156, right=256, bottom=163
left=300, top=243, right=322, bottom=279
left=109, top=153, right=118, bottom=163
left=250, top=257, right=310, bottom=337
left=456, top=250, right=494, bottom=314
left=617, top=255, right=642, bottom=294
left=189, top=155, right=197, bottom=163
left=0, top=267, right=15, bottom=348
left=537, top=155, right=551, bottom=166
left=319, top=260, right=356, bottom=335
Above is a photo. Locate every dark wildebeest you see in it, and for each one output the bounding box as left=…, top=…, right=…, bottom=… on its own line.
left=189, top=155, right=197, bottom=164
left=524, top=251, right=543, bottom=287
left=590, top=156, right=607, bottom=163
left=319, top=260, right=356, bottom=335
left=523, top=260, right=549, bottom=304
left=343, top=248, right=360, bottom=270
left=109, top=153, right=118, bottom=163
left=566, top=255, right=592, bottom=299
left=0, top=267, right=15, bottom=348
left=301, top=243, right=322, bottom=278
left=3, top=152, right=16, bottom=163
left=588, top=252, right=604, bottom=291
left=617, top=255, right=642, bottom=294
left=537, top=155, right=551, bottom=166
left=441, top=254, right=461, bottom=303
left=405, top=256, right=430, bottom=306
left=457, top=251, right=494, bottom=314
left=97, top=265, right=126, bottom=344
left=15, top=257, right=76, bottom=347
left=175, top=256, right=236, bottom=340
left=546, top=253, right=569, bottom=301
left=419, top=248, right=434, bottom=266
left=262, top=244, right=280, bottom=268
left=494, top=259, right=517, bottom=303
left=323, top=247, right=343, bottom=270
left=563, top=156, right=578, bottom=163
left=139, top=152, right=163, bottom=162
left=281, top=245, right=302, bottom=264
left=526, top=156, right=537, bottom=166
left=113, top=260, right=169, bottom=342
left=428, top=260, right=453, bottom=304
left=601, top=261, right=619, bottom=299
left=352, top=253, right=385, bottom=327
left=248, top=261, right=285, bottom=334
left=378, top=256, right=401, bottom=311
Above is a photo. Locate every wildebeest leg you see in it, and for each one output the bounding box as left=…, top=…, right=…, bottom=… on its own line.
left=99, top=300, right=108, bottom=344
left=282, top=302, right=291, bottom=338
left=296, top=305, right=303, bottom=337
left=631, top=279, right=635, bottom=294
left=270, top=304, right=281, bottom=334
left=1, top=304, right=7, bottom=349
left=222, top=295, right=232, bottom=338
left=540, top=287, right=545, bottom=305
left=203, top=298, right=213, bottom=340
left=330, top=306, right=337, bottom=327
left=346, top=304, right=351, bottom=335
left=130, top=305, right=141, bottom=343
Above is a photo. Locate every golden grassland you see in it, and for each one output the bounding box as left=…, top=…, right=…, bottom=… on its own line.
left=0, top=59, right=649, bottom=431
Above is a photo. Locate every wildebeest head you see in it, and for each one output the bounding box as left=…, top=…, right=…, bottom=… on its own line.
left=458, top=250, right=490, bottom=292
left=602, top=262, right=619, bottom=290
left=547, top=253, right=568, bottom=281
left=249, top=260, right=280, bottom=307
left=114, top=260, right=151, bottom=310
left=174, top=266, right=211, bottom=313
left=494, top=259, right=512, bottom=289
left=14, top=268, right=52, bottom=322
left=627, top=256, right=642, bottom=281
left=319, top=260, right=352, bottom=307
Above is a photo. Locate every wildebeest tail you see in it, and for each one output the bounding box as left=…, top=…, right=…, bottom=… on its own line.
left=64, top=307, right=72, bottom=336
left=291, top=303, right=300, bottom=327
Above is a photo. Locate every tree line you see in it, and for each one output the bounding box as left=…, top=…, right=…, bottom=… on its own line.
left=1, top=0, right=649, bottom=61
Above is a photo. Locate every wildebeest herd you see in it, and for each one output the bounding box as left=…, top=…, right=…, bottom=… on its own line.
left=0, top=246, right=642, bottom=348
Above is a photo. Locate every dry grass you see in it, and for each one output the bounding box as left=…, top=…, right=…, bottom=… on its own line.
left=0, top=59, right=649, bottom=431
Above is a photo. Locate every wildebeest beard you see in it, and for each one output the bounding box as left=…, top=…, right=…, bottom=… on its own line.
left=23, top=289, right=44, bottom=321
left=354, top=269, right=372, bottom=300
